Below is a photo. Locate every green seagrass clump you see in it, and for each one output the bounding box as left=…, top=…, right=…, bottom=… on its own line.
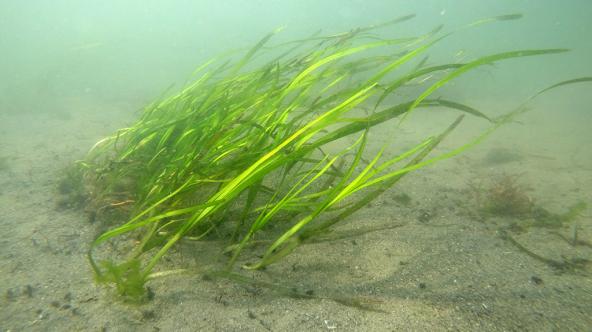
left=75, top=14, right=590, bottom=301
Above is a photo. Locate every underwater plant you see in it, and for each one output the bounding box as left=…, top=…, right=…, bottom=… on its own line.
left=76, top=14, right=591, bottom=301
left=56, top=165, right=88, bottom=210
left=481, top=174, right=534, bottom=218
left=472, top=173, right=587, bottom=230
left=467, top=173, right=589, bottom=272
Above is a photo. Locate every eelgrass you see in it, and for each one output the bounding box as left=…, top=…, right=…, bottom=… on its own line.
left=78, top=14, right=591, bottom=301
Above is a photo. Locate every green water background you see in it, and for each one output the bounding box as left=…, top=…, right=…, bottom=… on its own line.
left=1, top=0, right=590, bottom=116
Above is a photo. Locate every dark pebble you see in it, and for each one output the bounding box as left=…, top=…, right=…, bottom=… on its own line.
left=146, top=287, right=155, bottom=301
left=142, top=310, right=156, bottom=320
left=247, top=310, right=256, bottom=319
left=417, top=210, right=432, bottom=223
left=530, top=276, right=543, bottom=285
left=25, top=285, right=34, bottom=298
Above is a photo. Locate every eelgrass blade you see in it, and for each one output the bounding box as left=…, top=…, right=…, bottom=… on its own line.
left=401, top=49, right=569, bottom=122
left=530, top=77, right=592, bottom=99
left=246, top=131, right=370, bottom=269
left=302, top=116, right=463, bottom=239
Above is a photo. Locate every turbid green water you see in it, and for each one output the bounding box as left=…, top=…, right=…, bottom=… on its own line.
left=1, top=1, right=590, bottom=331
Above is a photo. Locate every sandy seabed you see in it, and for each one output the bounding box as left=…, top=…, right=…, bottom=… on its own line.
left=1, top=94, right=591, bottom=331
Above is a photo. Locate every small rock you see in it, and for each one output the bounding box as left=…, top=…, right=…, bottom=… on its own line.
left=25, top=285, right=34, bottom=298
left=530, top=275, right=543, bottom=285
left=141, top=310, right=156, bottom=321
left=247, top=310, right=256, bottom=319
